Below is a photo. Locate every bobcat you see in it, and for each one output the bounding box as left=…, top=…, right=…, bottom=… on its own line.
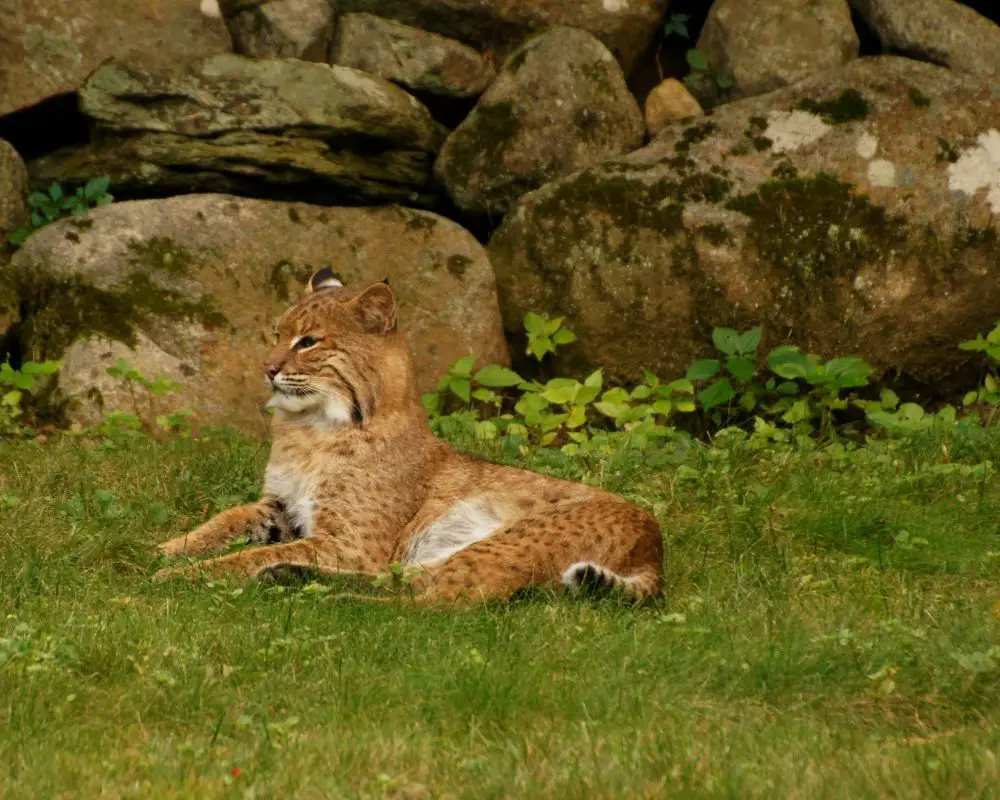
left=154, top=269, right=663, bottom=603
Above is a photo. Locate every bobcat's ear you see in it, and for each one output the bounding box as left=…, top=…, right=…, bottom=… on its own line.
left=308, top=266, right=343, bottom=293
left=350, top=282, right=397, bottom=334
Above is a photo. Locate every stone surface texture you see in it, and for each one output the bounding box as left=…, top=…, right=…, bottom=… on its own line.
left=645, top=79, right=704, bottom=136
left=5, top=195, right=509, bottom=433
left=0, top=0, right=231, bottom=115
left=219, top=0, right=335, bottom=61
left=488, top=57, right=1000, bottom=388
left=698, top=0, right=860, bottom=99
left=31, top=55, right=443, bottom=206
left=435, top=27, right=645, bottom=216
left=330, top=12, right=495, bottom=98
left=327, top=0, right=668, bottom=74
left=850, top=0, right=1000, bottom=80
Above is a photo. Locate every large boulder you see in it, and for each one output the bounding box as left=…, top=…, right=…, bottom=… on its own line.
left=219, top=0, right=335, bottom=61
left=435, top=27, right=645, bottom=216
left=697, top=0, right=859, bottom=100
left=850, top=0, right=1000, bottom=81
left=488, top=57, right=1000, bottom=388
left=0, top=140, right=27, bottom=242
left=0, top=0, right=231, bottom=115
left=330, top=13, right=495, bottom=98
left=5, top=195, right=508, bottom=432
left=30, top=55, right=444, bottom=206
left=327, top=0, right=668, bottom=74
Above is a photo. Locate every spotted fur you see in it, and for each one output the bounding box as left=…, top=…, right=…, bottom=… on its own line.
left=155, top=276, right=664, bottom=603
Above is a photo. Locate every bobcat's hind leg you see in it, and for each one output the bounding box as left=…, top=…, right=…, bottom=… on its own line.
left=157, top=499, right=291, bottom=557
left=411, top=499, right=663, bottom=604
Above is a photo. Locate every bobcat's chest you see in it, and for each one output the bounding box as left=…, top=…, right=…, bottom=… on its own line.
left=264, top=465, right=316, bottom=538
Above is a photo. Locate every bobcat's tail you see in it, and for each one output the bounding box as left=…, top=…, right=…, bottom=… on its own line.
left=561, top=561, right=660, bottom=601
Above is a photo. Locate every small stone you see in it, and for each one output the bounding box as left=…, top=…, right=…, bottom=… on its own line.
left=330, top=13, right=495, bottom=98
left=644, top=79, right=704, bottom=136
left=219, top=0, right=335, bottom=61
left=698, top=0, right=859, bottom=100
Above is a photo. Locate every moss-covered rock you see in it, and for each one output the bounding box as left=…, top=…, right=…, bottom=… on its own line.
left=219, top=0, right=334, bottom=62
left=35, top=55, right=443, bottom=206
left=5, top=194, right=508, bottom=433
left=326, top=0, right=667, bottom=74
left=488, top=57, right=1000, bottom=389
left=434, top=27, right=644, bottom=216
left=330, top=13, right=495, bottom=99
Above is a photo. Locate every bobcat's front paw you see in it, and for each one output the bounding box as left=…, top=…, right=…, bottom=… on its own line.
left=158, top=538, right=189, bottom=557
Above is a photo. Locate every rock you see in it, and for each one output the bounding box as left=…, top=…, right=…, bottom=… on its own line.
left=33, top=54, right=443, bottom=206
left=850, top=0, right=1000, bottom=80
left=328, top=0, right=667, bottom=74
left=219, top=0, right=335, bottom=61
left=434, top=27, right=645, bottom=216
left=5, top=194, right=509, bottom=432
left=488, top=57, right=1000, bottom=389
left=0, top=0, right=231, bottom=116
left=330, top=13, right=495, bottom=98
left=0, top=140, right=27, bottom=241
left=697, top=0, right=859, bottom=100
left=645, top=79, right=704, bottom=136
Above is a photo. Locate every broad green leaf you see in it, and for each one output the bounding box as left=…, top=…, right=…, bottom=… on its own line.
left=1, top=390, right=21, bottom=407
left=48, top=183, right=63, bottom=202
left=566, top=404, right=588, bottom=429
left=541, top=378, right=580, bottom=405
left=674, top=398, right=696, bottom=413
left=667, top=379, right=695, bottom=394
left=740, top=391, right=756, bottom=411
left=584, top=369, right=603, bottom=389
left=523, top=312, right=547, bottom=335
left=712, top=327, right=740, bottom=356
left=450, top=354, right=477, bottom=378
left=726, top=355, right=756, bottom=383
left=963, top=391, right=979, bottom=406
left=698, top=378, right=734, bottom=410
left=551, top=329, right=577, bottom=345
left=738, top=326, right=762, bottom=355
left=686, top=48, right=709, bottom=71
left=594, top=401, right=629, bottom=419
left=473, top=364, right=523, bottom=388
left=448, top=377, right=471, bottom=402
left=575, top=385, right=601, bottom=405
left=686, top=359, right=721, bottom=381
left=879, top=388, right=900, bottom=410
left=781, top=399, right=813, bottom=424
left=959, top=337, right=989, bottom=352
left=85, top=176, right=111, bottom=199
left=987, top=323, right=1000, bottom=345
left=527, top=336, right=553, bottom=360
left=544, top=316, right=565, bottom=335
left=630, top=385, right=652, bottom=399
left=767, top=346, right=808, bottom=379
left=651, top=399, right=672, bottom=416
left=777, top=380, right=799, bottom=396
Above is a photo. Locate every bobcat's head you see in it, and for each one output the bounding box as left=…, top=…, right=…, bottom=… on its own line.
left=263, top=268, right=406, bottom=427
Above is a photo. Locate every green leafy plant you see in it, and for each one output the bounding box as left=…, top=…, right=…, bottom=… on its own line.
left=103, top=358, right=195, bottom=438
left=523, top=312, right=577, bottom=361
left=0, top=360, right=61, bottom=436
left=959, top=321, right=1000, bottom=420
left=663, top=12, right=691, bottom=39
left=684, top=48, right=734, bottom=94
left=9, top=177, right=113, bottom=246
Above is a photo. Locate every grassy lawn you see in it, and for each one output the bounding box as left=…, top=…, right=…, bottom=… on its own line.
left=0, top=426, right=998, bottom=798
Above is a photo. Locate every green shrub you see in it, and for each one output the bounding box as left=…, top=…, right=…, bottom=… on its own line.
left=9, top=177, right=113, bottom=246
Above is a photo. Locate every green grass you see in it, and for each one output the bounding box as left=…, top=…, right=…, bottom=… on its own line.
left=1, top=426, right=999, bottom=798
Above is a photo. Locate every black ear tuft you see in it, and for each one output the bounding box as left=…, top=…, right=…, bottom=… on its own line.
left=381, top=276, right=391, bottom=286
left=309, top=266, right=344, bottom=293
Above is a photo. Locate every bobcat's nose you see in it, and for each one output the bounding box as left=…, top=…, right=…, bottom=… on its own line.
left=263, top=362, right=281, bottom=381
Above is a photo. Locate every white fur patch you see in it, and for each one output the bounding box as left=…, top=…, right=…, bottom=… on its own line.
left=264, top=466, right=315, bottom=538
left=266, top=383, right=354, bottom=430
left=404, top=500, right=503, bottom=567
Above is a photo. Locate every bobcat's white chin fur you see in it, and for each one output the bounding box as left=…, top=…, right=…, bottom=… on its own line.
left=266, top=391, right=354, bottom=428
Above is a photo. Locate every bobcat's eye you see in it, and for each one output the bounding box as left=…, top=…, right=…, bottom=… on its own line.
left=293, top=335, right=319, bottom=350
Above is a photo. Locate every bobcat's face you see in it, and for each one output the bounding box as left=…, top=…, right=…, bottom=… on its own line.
left=263, top=271, right=397, bottom=426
